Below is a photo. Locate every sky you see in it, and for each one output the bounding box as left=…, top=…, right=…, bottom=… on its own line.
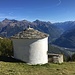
left=0, top=0, right=75, bottom=23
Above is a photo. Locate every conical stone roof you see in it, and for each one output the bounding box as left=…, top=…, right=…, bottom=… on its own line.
left=11, top=27, right=49, bottom=39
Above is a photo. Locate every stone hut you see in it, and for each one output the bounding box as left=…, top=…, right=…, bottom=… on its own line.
left=48, top=53, right=63, bottom=63
left=11, top=27, right=49, bottom=65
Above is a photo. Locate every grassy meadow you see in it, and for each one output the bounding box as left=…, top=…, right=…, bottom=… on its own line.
left=0, top=57, right=75, bottom=75
left=0, top=38, right=75, bottom=75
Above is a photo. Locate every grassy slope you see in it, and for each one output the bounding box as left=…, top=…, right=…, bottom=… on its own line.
left=0, top=61, right=75, bottom=75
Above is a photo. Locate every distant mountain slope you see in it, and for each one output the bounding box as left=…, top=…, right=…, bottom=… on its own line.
left=54, top=21, right=75, bottom=32
left=52, top=21, right=75, bottom=48
left=32, top=20, right=62, bottom=42
left=53, top=28, right=75, bottom=48
left=0, top=19, right=62, bottom=43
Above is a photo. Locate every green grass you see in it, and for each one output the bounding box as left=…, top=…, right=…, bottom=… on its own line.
left=0, top=61, right=75, bottom=75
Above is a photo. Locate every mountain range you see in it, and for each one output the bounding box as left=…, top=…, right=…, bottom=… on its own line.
left=0, top=18, right=62, bottom=43
left=0, top=18, right=75, bottom=48
left=53, top=21, right=75, bottom=48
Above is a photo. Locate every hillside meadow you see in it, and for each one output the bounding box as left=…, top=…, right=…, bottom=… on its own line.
left=0, top=59, right=75, bottom=75
left=0, top=38, right=75, bottom=75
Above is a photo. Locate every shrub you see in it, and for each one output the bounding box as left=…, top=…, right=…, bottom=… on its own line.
left=72, top=53, right=75, bottom=61
left=0, top=38, right=13, bottom=57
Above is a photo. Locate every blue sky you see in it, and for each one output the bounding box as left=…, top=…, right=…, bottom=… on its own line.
left=0, top=0, right=75, bottom=23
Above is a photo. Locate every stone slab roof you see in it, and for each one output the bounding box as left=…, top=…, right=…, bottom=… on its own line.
left=11, top=27, right=49, bottom=39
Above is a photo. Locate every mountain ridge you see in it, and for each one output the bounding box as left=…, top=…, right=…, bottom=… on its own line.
left=0, top=18, right=62, bottom=43
left=1, top=18, right=75, bottom=48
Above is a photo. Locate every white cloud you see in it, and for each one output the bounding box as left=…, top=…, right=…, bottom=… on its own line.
left=0, top=16, right=17, bottom=19
left=0, top=12, right=16, bottom=19
left=8, top=12, right=13, bottom=15
left=57, top=0, right=61, bottom=6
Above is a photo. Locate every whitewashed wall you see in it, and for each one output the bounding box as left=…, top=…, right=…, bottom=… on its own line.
left=12, top=37, right=48, bottom=65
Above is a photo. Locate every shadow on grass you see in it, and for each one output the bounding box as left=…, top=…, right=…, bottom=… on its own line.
left=0, top=56, right=24, bottom=63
